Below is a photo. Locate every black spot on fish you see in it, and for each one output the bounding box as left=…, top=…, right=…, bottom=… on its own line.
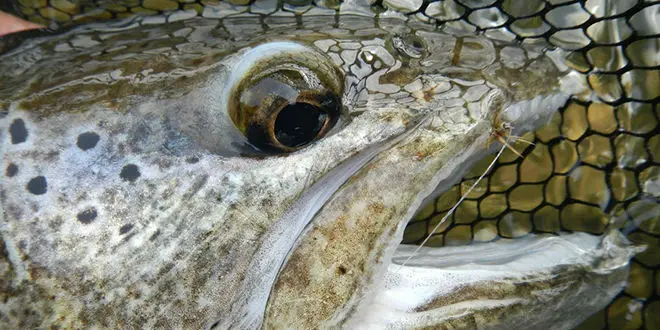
left=119, top=223, right=134, bottom=235
left=77, top=207, right=98, bottom=224
left=9, top=118, right=28, bottom=144
left=76, top=132, right=100, bottom=150
left=120, top=164, right=140, bottom=182
left=186, top=156, right=199, bottom=164
left=149, top=229, right=161, bottom=241
left=26, top=176, right=47, bottom=195
left=5, top=163, right=18, bottom=177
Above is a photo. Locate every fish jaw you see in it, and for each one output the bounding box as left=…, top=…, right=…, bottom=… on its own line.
left=264, top=123, right=489, bottom=329
left=263, top=88, right=576, bottom=328
left=358, top=230, right=643, bottom=329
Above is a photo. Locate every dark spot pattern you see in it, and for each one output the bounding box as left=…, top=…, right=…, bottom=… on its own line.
left=76, top=208, right=97, bottom=224
left=149, top=230, right=161, bottom=241
left=5, top=163, right=18, bottom=177
left=26, top=176, right=47, bottom=195
left=119, top=224, right=134, bottom=235
left=76, top=132, right=100, bottom=150
left=186, top=156, right=199, bottom=164
left=9, top=118, right=28, bottom=144
left=120, top=164, right=140, bottom=182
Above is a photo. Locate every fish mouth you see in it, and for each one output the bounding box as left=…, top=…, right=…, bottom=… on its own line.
left=261, top=135, right=640, bottom=329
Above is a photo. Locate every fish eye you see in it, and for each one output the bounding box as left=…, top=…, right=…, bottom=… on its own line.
left=226, top=42, right=343, bottom=153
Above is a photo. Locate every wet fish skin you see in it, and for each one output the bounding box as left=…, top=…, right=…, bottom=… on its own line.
left=0, top=1, right=647, bottom=329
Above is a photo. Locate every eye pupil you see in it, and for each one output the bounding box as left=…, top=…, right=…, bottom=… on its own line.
left=274, top=102, right=327, bottom=148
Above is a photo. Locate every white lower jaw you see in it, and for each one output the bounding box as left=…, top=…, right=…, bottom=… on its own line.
left=349, top=230, right=643, bottom=329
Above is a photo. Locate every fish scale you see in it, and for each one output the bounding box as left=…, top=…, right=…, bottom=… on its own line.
left=0, top=0, right=658, bottom=329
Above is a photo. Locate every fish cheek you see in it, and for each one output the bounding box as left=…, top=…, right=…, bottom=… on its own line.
left=266, top=206, right=395, bottom=328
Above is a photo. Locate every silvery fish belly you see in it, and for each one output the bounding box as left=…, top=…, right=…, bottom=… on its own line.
left=0, top=0, right=658, bottom=329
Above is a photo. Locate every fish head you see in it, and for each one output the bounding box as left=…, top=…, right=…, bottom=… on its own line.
left=0, top=8, right=621, bottom=329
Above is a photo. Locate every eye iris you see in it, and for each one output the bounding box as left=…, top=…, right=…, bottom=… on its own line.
left=274, top=102, right=327, bottom=148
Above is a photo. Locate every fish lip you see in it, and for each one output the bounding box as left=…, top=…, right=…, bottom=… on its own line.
left=354, top=230, right=640, bottom=329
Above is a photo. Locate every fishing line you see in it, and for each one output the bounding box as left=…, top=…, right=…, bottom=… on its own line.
left=402, top=139, right=509, bottom=266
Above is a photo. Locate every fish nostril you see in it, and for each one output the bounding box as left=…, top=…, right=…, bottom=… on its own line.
left=390, top=34, right=427, bottom=59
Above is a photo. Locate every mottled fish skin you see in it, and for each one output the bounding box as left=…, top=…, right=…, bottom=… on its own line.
left=0, top=13, right=569, bottom=329
left=0, top=0, right=656, bottom=329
